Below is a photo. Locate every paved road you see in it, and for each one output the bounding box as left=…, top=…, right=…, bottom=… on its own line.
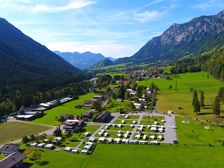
left=129, top=114, right=143, bottom=140
left=163, top=114, right=177, bottom=143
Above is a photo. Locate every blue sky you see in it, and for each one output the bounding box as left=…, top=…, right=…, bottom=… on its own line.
left=0, top=0, right=224, bottom=58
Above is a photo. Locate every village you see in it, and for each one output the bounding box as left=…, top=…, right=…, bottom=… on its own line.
left=1, top=69, right=224, bottom=168
left=0, top=71, right=179, bottom=167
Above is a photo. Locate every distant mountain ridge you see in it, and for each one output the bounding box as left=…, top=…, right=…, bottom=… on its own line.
left=0, top=18, right=79, bottom=86
left=116, top=10, right=224, bottom=64
left=55, top=51, right=115, bottom=69
left=91, top=58, right=114, bottom=69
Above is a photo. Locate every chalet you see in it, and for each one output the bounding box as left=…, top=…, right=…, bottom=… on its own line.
left=0, top=144, right=20, bottom=156
left=59, top=114, right=73, bottom=122
left=127, top=89, right=136, bottom=96
left=63, top=119, right=85, bottom=132
left=0, top=152, right=25, bottom=168
left=134, top=103, right=144, bottom=109
left=84, top=100, right=94, bottom=109
left=93, top=111, right=111, bottom=123
left=93, top=95, right=103, bottom=101
left=82, top=112, right=92, bottom=119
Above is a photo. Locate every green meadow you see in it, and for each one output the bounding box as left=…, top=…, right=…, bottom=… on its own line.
left=176, top=116, right=224, bottom=146
left=28, top=144, right=224, bottom=168
left=105, top=100, right=132, bottom=113
left=26, top=114, right=224, bottom=168
left=0, top=122, right=50, bottom=145
left=138, top=72, right=224, bottom=123
left=32, top=93, right=95, bottom=126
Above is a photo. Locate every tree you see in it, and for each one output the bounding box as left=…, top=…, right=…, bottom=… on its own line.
left=218, top=87, right=224, bottom=103
left=213, top=96, right=221, bottom=116
left=118, top=83, right=125, bottom=100
left=66, top=131, right=72, bottom=137
left=124, top=90, right=130, bottom=100
left=30, top=151, right=42, bottom=163
left=136, top=86, right=143, bottom=98
left=22, top=136, right=30, bottom=144
left=30, top=134, right=36, bottom=142
left=199, top=90, right=205, bottom=108
left=192, top=90, right=200, bottom=113
left=130, top=102, right=136, bottom=112
left=93, top=100, right=103, bottom=113
left=53, top=126, right=62, bottom=137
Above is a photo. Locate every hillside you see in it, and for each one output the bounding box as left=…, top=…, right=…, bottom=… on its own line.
left=91, top=58, right=114, bottom=69
left=116, top=10, right=224, bottom=64
left=55, top=51, right=112, bottom=69
left=0, top=18, right=80, bottom=86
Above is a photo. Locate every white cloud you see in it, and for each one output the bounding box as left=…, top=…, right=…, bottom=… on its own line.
left=146, top=0, right=164, bottom=7
left=31, top=0, right=96, bottom=13
left=133, top=10, right=162, bottom=23
left=192, top=0, right=224, bottom=10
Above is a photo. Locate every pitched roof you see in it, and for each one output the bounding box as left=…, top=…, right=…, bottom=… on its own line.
left=96, top=111, right=111, bottom=121
left=0, top=144, right=19, bottom=152
left=0, top=152, right=25, bottom=168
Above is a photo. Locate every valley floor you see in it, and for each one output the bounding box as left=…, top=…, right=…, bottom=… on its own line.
left=27, top=144, right=224, bottom=168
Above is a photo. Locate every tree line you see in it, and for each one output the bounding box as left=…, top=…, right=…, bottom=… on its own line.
left=192, top=87, right=224, bottom=116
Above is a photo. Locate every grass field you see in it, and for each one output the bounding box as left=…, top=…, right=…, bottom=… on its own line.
left=106, top=100, right=132, bottom=113
left=25, top=149, right=87, bottom=168
left=28, top=144, right=224, bottom=168
left=0, top=154, right=5, bottom=160
left=33, top=93, right=95, bottom=125
left=138, top=72, right=224, bottom=122
left=176, top=116, right=224, bottom=146
left=0, top=122, right=50, bottom=145
left=26, top=116, right=224, bottom=168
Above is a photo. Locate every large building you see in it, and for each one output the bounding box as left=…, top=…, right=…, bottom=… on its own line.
left=93, top=111, right=111, bottom=123
left=0, top=152, right=25, bottom=168
left=63, top=119, right=85, bottom=132
left=0, top=144, right=20, bottom=156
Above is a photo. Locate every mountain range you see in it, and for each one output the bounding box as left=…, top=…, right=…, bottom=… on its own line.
left=55, top=51, right=116, bottom=69
left=115, top=10, right=224, bottom=64
left=0, top=18, right=80, bottom=86
left=91, top=58, right=114, bottom=69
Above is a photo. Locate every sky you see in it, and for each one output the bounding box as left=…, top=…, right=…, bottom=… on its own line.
left=0, top=0, right=224, bottom=58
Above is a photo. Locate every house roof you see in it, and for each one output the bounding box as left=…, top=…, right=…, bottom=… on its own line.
left=0, top=144, right=19, bottom=152
left=0, top=152, right=25, bottom=168
left=60, top=114, right=73, bottom=119
left=96, top=111, right=111, bottom=121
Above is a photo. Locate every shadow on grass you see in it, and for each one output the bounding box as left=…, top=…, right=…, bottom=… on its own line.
left=22, top=162, right=33, bottom=168
left=197, top=112, right=213, bottom=115
left=38, top=161, right=49, bottom=166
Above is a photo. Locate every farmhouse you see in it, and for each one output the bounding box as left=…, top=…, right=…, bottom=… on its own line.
left=82, top=112, right=92, bottom=119
left=93, top=111, right=111, bottom=123
left=93, top=95, right=103, bottom=101
left=84, top=100, right=94, bottom=109
left=0, top=152, right=25, bottom=168
left=0, top=144, right=20, bottom=156
left=63, top=119, right=85, bottom=132
left=134, top=103, right=144, bottom=109
left=16, top=111, right=43, bottom=121
left=59, top=114, right=73, bottom=122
